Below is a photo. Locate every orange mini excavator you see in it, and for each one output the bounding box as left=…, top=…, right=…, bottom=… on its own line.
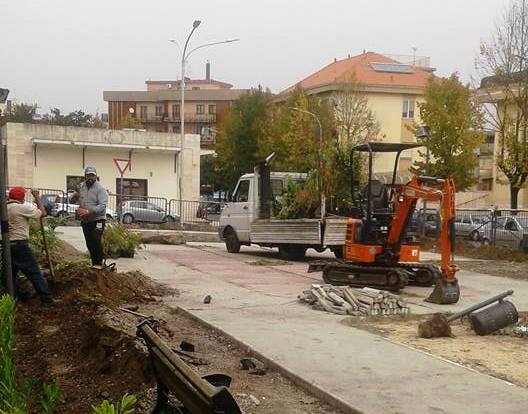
left=312, top=142, right=460, bottom=304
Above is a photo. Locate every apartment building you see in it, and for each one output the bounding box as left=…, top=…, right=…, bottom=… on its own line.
left=104, top=63, right=248, bottom=146
left=279, top=51, right=435, bottom=178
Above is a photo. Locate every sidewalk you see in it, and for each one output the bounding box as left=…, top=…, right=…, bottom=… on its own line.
left=58, top=227, right=528, bottom=414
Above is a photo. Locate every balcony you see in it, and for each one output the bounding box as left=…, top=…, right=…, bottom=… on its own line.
left=139, top=113, right=216, bottom=124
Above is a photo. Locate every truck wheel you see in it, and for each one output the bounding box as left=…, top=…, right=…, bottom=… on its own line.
left=278, top=245, right=306, bottom=261
left=225, top=230, right=241, bottom=253
left=470, top=230, right=480, bottom=241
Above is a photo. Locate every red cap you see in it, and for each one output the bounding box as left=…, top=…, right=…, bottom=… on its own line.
left=9, top=187, right=26, bottom=201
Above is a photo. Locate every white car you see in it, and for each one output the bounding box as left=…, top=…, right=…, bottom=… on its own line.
left=53, top=195, right=116, bottom=221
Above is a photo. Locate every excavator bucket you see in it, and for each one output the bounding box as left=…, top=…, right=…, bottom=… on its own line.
left=425, top=279, right=460, bottom=304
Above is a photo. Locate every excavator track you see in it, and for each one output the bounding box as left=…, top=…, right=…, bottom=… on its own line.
left=310, top=260, right=440, bottom=288
left=322, top=263, right=409, bottom=291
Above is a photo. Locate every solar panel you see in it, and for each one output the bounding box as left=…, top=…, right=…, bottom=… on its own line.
left=370, top=63, right=413, bottom=74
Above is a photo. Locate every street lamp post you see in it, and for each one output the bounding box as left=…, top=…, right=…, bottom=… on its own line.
left=289, top=107, right=326, bottom=219
left=170, top=22, right=239, bottom=222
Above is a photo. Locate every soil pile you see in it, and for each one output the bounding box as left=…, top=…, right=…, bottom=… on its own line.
left=15, top=259, right=175, bottom=413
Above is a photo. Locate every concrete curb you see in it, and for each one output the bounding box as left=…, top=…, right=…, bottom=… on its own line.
left=176, top=306, right=363, bottom=414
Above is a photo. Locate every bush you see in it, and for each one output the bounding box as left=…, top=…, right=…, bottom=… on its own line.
left=102, top=224, right=142, bottom=259
left=273, top=173, right=320, bottom=219
left=28, top=220, right=60, bottom=263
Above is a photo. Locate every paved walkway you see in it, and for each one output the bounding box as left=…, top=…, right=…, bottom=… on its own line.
left=58, top=227, right=528, bottom=414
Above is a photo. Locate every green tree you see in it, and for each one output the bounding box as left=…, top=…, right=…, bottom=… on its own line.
left=412, top=74, right=483, bottom=191
left=6, top=102, right=37, bottom=122
left=215, top=89, right=272, bottom=192
left=121, top=114, right=143, bottom=129
left=477, top=0, right=528, bottom=208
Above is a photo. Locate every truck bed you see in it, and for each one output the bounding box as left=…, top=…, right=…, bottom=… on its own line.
left=250, top=217, right=347, bottom=246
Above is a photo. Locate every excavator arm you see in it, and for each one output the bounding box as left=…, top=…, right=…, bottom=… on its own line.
left=387, top=176, right=459, bottom=303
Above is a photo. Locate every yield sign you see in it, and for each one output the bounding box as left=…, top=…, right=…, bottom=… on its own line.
left=113, top=158, right=130, bottom=176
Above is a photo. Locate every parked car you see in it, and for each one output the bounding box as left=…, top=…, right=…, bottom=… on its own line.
left=406, top=211, right=439, bottom=236
left=454, top=214, right=490, bottom=240
left=475, top=215, right=528, bottom=247
left=53, top=195, right=116, bottom=221
left=120, top=200, right=177, bottom=224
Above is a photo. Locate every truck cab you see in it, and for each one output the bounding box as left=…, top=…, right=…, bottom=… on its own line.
left=219, top=172, right=305, bottom=249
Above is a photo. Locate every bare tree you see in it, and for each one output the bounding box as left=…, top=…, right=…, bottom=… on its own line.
left=332, top=77, right=380, bottom=148
left=478, top=0, right=528, bottom=208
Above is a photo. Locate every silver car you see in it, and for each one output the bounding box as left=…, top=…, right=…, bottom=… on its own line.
left=454, top=214, right=490, bottom=240
left=476, top=216, right=528, bottom=246
left=121, top=200, right=177, bottom=224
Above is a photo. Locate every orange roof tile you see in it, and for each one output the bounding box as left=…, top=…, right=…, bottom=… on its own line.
left=290, top=52, right=433, bottom=92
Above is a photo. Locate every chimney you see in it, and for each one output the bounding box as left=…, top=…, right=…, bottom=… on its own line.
left=206, top=60, right=211, bottom=80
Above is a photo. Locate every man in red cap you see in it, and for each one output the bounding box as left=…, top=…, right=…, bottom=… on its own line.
left=7, top=187, right=54, bottom=304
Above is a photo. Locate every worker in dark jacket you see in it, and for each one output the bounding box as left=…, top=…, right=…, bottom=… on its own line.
left=71, top=167, right=108, bottom=269
left=7, top=187, right=54, bottom=304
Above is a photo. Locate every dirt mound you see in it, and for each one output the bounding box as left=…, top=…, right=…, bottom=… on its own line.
left=14, top=257, right=176, bottom=412
left=15, top=299, right=154, bottom=413
left=52, top=263, right=176, bottom=307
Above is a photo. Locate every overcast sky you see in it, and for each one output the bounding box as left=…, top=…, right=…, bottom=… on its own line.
left=1, top=0, right=511, bottom=114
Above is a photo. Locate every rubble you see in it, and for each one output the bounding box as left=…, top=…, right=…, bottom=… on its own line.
left=298, top=285, right=410, bottom=316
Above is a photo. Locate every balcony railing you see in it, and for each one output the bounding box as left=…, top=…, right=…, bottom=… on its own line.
left=139, top=113, right=216, bottom=124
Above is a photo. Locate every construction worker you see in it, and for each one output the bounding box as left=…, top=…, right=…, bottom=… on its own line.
left=7, top=187, right=54, bottom=304
left=71, top=166, right=108, bottom=269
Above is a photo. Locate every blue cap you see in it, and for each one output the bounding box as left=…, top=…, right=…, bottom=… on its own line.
left=84, top=166, right=97, bottom=175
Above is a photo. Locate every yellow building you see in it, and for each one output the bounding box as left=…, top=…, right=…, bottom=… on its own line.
left=477, top=74, right=528, bottom=208
left=280, top=51, right=435, bottom=178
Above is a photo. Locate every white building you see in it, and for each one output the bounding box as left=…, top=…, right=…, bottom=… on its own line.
left=0, top=122, right=202, bottom=202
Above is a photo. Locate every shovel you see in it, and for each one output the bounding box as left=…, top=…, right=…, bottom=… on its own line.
left=39, top=217, right=55, bottom=280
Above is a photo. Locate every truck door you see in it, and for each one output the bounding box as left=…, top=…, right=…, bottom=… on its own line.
left=228, top=178, right=253, bottom=242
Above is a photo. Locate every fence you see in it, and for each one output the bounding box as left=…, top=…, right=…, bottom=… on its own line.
left=6, top=187, right=225, bottom=230
left=417, top=207, right=528, bottom=251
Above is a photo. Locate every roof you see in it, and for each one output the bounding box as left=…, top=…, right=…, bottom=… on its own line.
left=480, top=70, right=528, bottom=89
left=104, top=88, right=249, bottom=102
left=284, top=52, right=433, bottom=93
left=353, top=142, right=422, bottom=153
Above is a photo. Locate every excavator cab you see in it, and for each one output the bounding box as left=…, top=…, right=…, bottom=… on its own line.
left=319, top=141, right=460, bottom=305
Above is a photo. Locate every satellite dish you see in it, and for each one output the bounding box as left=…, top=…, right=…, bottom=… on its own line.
left=129, top=107, right=135, bottom=114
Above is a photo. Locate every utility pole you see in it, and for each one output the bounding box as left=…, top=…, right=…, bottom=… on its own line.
left=0, top=88, right=14, bottom=297
left=170, top=22, right=238, bottom=222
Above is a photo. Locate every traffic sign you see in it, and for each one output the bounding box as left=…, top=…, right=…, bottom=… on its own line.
left=113, top=158, right=130, bottom=176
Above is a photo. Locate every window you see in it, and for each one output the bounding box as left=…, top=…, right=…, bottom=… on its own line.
left=196, top=124, right=203, bottom=134
left=208, top=104, right=216, bottom=114
left=196, top=104, right=205, bottom=114
left=116, top=178, right=148, bottom=197
left=140, top=106, right=148, bottom=120
left=505, top=220, right=518, bottom=231
left=402, top=99, right=415, bottom=119
left=172, top=124, right=181, bottom=133
left=155, top=104, right=163, bottom=118
left=192, top=87, right=200, bottom=90
left=234, top=180, right=250, bottom=202
left=172, top=104, right=180, bottom=119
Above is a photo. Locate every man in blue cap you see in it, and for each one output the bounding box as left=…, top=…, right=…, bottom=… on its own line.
left=71, top=166, right=108, bottom=269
